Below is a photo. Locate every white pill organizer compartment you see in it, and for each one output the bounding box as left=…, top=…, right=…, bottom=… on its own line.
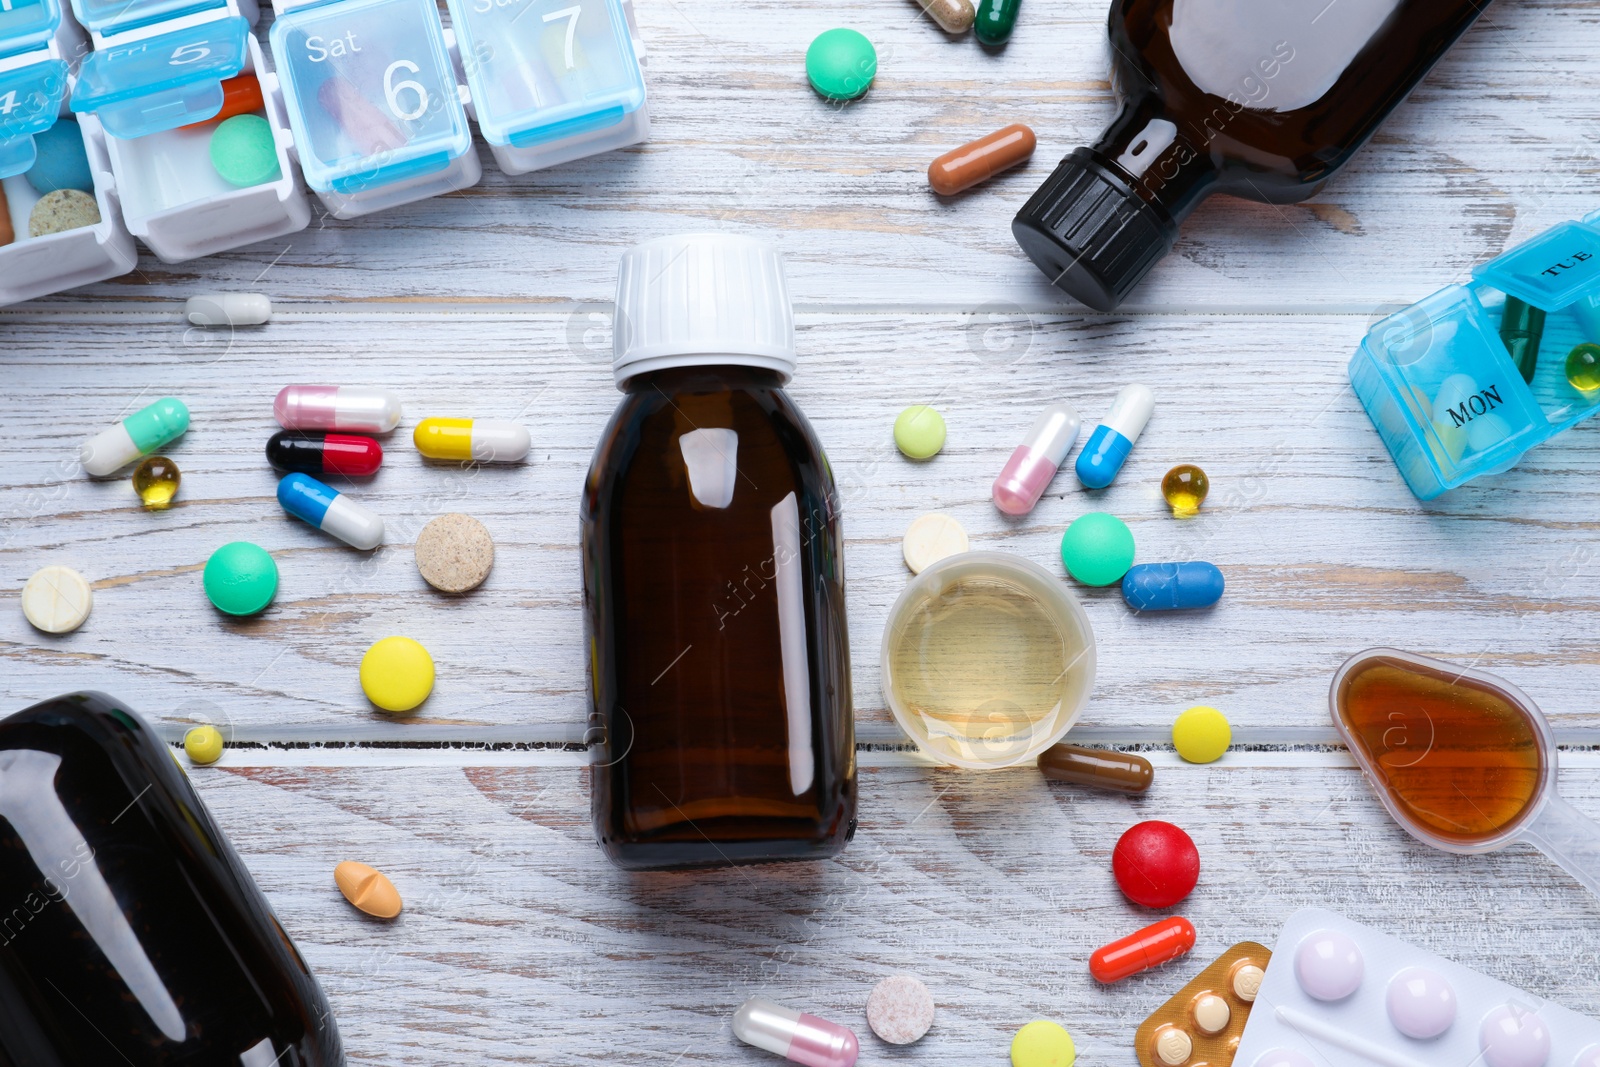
left=267, top=0, right=479, bottom=218
left=1351, top=209, right=1600, bottom=499
left=446, top=0, right=648, bottom=175
left=1236, top=909, right=1600, bottom=1067
left=0, top=0, right=137, bottom=304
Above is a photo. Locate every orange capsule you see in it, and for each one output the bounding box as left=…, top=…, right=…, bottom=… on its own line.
left=182, top=74, right=265, bottom=128
left=1089, top=916, right=1196, bottom=983
left=928, top=123, right=1036, bottom=195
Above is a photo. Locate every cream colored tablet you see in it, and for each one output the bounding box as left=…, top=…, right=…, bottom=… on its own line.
left=902, top=513, right=968, bottom=574
left=21, top=566, right=93, bottom=633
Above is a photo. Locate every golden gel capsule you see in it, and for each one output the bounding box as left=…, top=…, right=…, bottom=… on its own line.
left=413, top=418, right=531, bottom=463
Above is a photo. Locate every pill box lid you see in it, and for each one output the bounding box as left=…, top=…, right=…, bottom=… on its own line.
left=1472, top=217, right=1600, bottom=311
left=267, top=0, right=473, bottom=194
left=70, top=16, right=249, bottom=138
left=70, top=0, right=226, bottom=37
left=445, top=0, right=645, bottom=149
left=0, top=0, right=65, bottom=58
left=0, top=57, right=68, bottom=179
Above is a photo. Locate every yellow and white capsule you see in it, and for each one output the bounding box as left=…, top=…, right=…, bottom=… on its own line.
left=412, top=418, right=531, bottom=463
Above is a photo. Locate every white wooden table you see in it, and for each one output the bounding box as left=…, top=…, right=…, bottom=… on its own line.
left=5, top=0, right=1600, bottom=1060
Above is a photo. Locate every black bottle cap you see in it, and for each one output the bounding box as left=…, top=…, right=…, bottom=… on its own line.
left=1012, top=148, right=1178, bottom=312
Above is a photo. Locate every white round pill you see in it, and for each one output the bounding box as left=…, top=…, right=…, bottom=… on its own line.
left=866, top=974, right=934, bottom=1045
left=186, top=292, right=271, bottom=327
left=1193, top=993, right=1231, bottom=1034
left=902, top=513, right=968, bottom=574
left=22, top=566, right=93, bottom=633
left=1155, top=1027, right=1193, bottom=1066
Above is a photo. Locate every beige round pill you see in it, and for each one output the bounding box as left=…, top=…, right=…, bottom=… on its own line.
left=902, top=513, right=968, bottom=574
left=1192, top=993, right=1230, bottom=1034
left=866, top=973, right=935, bottom=1045
left=415, top=513, right=495, bottom=593
left=334, top=860, right=402, bottom=919
left=1232, top=963, right=1264, bottom=1002
left=21, top=566, right=93, bottom=633
left=1154, top=1026, right=1193, bottom=1066
left=29, top=189, right=100, bottom=237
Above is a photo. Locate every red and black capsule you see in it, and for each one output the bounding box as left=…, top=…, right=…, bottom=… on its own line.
left=266, top=431, right=383, bottom=477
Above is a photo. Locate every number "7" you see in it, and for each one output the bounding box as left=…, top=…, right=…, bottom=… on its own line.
left=542, top=5, right=580, bottom=70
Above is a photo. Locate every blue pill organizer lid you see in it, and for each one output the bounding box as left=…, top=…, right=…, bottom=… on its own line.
left=269, top=0, right=471, bottom=193
left=70, top=16, right=249, bottom=137
left=0, top=58, right=68, bottom=178
left=446, top=0, right=644, bottom=148
left=1350, top=208, right=1600, bottom=499
left=0, top=0, right=65, bottom=56
left=70, top=0, right=225, bottom=37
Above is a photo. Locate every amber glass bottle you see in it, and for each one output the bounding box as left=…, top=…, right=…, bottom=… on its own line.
left=582, top=234, right=856, bottom=870
left=0, top=693, right=342, bottom=1065
left=1013, top=0, right=1490, bottom=310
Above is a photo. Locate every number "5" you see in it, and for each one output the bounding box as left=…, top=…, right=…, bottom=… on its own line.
left=170, top=43, right=211, bottom=64
left=383, top=60, right=429, bottom=122
left=542, top=5, right=581, bottom=70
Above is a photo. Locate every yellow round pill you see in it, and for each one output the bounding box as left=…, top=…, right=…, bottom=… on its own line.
left=183, top=724, right=224, bottom=765
left=1012, top=1020, right=1076, bottom=1067
left=1173, top=705, right=1231, bottom=763
left=360, top=636, right=435, bottom=713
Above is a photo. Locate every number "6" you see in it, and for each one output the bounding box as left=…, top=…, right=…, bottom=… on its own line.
left=383, top=60, right=428, bottom=122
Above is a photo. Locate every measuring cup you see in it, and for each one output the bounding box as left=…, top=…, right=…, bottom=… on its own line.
left=1330, top=647, right=1600, bottom=900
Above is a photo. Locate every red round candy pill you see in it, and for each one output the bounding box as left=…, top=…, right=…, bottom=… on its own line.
left=1112, top=820, right=1200, bottom=908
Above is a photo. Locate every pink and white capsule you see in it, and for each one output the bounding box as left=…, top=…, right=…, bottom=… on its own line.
left=733, top=998, right=859, bottom=1067
left=993, top=401, right=1082, bottom=515
left=275, top=385, right=403, bottom=434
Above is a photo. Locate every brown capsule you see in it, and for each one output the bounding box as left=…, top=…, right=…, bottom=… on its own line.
left=0, top=182, right=13, bottom=247
left=929, top=123, right=1036, bottom=195
left=914, top=0, right=975, bottom=34
left=1037, top=743, right=1153, bottom=793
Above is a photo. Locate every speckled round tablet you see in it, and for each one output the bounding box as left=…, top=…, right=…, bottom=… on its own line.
left=28, top=188, right=100, bottom=237
left=209, top=114, right=281, bottom=188
left=415, top=513, right=495, bottom=593
left=866, top=974, right=934, bottom=1045
left=21, top=565, right=92, bottom=633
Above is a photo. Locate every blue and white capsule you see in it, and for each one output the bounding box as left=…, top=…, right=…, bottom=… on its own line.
left=1076, top=384, right=1154, bottom=489
left=1121, top=561, right=1225, bottom=611
left=277, top=473, right=384, bottom=550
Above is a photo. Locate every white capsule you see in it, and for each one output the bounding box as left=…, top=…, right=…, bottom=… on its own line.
left=322, top=494, right=385, bottom=551
left=275, top=385, right=404, bottom=434
left=732, top=997, right=859, bottom=1067
left=186, top=293, right=271, bottom=327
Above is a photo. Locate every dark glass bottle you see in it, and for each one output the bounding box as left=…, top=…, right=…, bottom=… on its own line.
left=582, top=234, right=855, bottom=871
left=1013, top=0, right=1491, bottom=310
left=0, top=693, right=342, bottom=1066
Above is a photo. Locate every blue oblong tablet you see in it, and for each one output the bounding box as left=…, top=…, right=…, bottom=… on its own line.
left=1121, top=561, right=1224, bottom=611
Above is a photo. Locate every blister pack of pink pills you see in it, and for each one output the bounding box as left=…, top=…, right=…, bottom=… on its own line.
left=1236, top=908, right=1600, bottom=1067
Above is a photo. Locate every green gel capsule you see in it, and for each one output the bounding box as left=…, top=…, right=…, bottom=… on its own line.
left=974, top=0, right=1019, bottom=45
left=1499, top=296, right=1545, bottom=384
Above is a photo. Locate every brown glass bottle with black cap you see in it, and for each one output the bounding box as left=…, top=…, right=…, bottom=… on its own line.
left=1013, top=0, right=1491, bottom=311
left=582, top=233, right=856, bottom=871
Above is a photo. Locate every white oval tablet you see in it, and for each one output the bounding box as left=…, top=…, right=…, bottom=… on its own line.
left=186, top=293, right=271, bottom=327
left=902, top=513, right=968, bottom=574
left=22, top=566, right=93, bottom=633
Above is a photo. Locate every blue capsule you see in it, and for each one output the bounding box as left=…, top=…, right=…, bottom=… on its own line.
left=277, top=473, right=385, bottom=550
left=1121, top=561, right=1224, bottom=611
left=1076, top=384, right=1153, bottom=489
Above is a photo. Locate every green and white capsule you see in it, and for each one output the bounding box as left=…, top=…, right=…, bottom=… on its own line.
left=80, top=398, right=191, bottom=477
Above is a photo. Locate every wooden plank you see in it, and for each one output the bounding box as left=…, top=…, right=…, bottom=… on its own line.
left=3, top=0, right=1597, bottom=309
left=186, top=756, right=1600, bottom=1064
left=3, top=311, right=1599, bottom=734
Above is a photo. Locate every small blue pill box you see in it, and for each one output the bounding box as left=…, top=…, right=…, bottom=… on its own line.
left=1350, top=209, right=1600, bottom=499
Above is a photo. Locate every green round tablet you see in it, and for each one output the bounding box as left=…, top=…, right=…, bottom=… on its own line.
left=806, top=28, right=877, bottom=101
left=204, top=541, right=278, bottom=616
left=894, top=405, right=946, bottom=460
left=209, top=115, right=280, bottom=188
left=1059, top=512, right=1135, bottom=586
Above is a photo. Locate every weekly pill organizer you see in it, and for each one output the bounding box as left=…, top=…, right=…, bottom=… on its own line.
left=1351, top=208, right=1600, bottom=499
left=0, top=0, right=647, bottom=302
left=1235, top=908, right=1600, bottom=1067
